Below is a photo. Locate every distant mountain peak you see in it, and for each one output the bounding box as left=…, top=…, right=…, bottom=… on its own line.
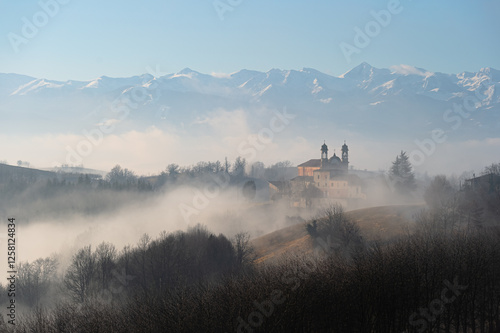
left=177, top=68, right=197, bottom=75
left=390, top=64, right=432, bottom=77
left=1, top=64, right=499, bottom=143
left=267, top=68, right=285, bottom=74
left=229, top=69, right=262, bottom=77
left=339, top=62, right=374, bottom=79
left=1, top=64, right=499, bottom=106
left=479, top=67, right=500, bottom=81
left=301, top=67, right=323, bottom=74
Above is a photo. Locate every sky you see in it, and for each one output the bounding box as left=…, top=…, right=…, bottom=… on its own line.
left=1, top=0, right=499, bottom=81
left=0, top=0, right=499, bottom=175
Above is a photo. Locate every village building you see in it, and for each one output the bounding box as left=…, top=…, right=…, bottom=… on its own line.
left=297, top=159, right=321, bottom=177
left=463, top=173, right=500, bottom=193
left=292, top=141, right=365, bottom=207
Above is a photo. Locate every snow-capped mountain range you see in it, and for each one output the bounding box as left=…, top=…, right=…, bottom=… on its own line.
left=1, top=63, right=499, bottom=140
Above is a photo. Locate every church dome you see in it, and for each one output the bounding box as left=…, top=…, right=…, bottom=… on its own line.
left=330, top=153, right=341, bottom=164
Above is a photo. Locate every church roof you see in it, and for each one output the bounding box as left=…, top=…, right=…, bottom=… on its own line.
left=329, top=154, right=342, bottom=163
left=297, top=159, right=321, bottom=168
left=290, top=175, right=314, bottom=182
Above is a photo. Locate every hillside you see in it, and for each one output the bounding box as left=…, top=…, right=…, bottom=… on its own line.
left=0, top=163, right=56, bottom=182
left=252, top=204, right=424, bottom=263
left=0, top=163, right=103, bottom=184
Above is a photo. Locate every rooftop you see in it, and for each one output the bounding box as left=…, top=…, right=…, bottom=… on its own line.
left=297, top=159, right=321, bottom=168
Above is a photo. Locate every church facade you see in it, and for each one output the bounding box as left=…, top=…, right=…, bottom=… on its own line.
left=297, top=142, right=349, bottom=176
left=295, top=141, right=365, bottom=207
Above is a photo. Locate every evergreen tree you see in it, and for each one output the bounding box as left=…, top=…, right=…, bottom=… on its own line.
left=389, top=151, right=416, bottom=194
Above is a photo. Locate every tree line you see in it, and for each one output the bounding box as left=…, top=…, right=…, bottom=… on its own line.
left=2, top=200, right=499, bottom=332
left=0, top=225, right=255, bottom=319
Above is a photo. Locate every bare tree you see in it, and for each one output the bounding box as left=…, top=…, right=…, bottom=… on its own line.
left=224, top=157, right=231, bottom=174
left=266, top=160, right=294, bottom=181
left=17, top=257, right=58, bottom=305
left=483, top=162, right=500, bottom=175
left=424, top=175, right=455, bottom=209
left=232, top=157, right=246, bottom=177
left=105, top=165, right=137, bottom=188
left=135, top=233, right=151, bottom=294
left=232, top=232, right=256, bottom=269
left=64, top=245, right=96, bottom=303
left=167, top=163, right=180, bottom=177
left=306, top=204, right=364, bottom=256
left=249, top=161, right=265, bottom=178
left=95, top=242, right=117, bottom=291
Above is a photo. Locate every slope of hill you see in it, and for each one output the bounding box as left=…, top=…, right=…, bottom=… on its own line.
left=252, top=204, right=424, bottom=264
left=0, top=163, right=103, bottom=184
left=0, top=163, right=56, bottom=182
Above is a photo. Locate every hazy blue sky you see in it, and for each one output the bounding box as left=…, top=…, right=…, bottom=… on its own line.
left=1, top=0, right=499, bottom=81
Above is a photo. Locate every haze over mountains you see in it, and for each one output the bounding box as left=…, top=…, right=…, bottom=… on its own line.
left=0, top=63, right=499, bottom=173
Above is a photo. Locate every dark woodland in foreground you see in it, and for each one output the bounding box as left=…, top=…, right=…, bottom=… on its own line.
left=2, top=217, right=499, bottom=332
left=0, top=160, right=499, bottom=332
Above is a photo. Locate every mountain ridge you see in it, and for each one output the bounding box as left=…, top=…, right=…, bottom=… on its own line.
left=0, top=63, right=498, bottom=141
left=2, top=63, right=498, bottom=101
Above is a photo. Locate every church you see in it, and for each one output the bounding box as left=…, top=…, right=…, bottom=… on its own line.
left=297, top=141, right=349, bottom=176
left=295, top=141, right=365, bottom=206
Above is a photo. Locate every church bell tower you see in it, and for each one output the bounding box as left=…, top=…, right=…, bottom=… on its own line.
left=321, top=142, right=328, bottom=168
left=341, top=141, right=349, bottom=170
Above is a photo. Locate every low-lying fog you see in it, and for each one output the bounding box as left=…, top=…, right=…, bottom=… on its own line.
left=0, top=171, right=429, bottom=279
